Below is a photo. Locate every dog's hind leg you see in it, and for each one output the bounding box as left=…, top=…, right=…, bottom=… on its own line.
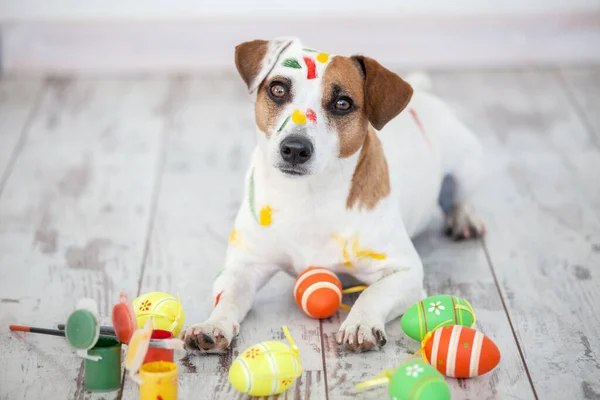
left=438, top=117, right=487, bottom=240
left=439, top=175, right=486, bottom=240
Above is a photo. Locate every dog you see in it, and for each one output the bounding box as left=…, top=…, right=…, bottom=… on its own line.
left=181, top=37, right=486, bottom=353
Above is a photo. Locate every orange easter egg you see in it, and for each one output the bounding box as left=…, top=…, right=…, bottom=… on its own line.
left=423, top=325, right=501, bottom=378
left=294, top=267, right=342, bottom=319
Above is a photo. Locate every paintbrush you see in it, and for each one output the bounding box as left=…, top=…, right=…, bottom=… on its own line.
left=9, top=325, right=116, bottom=339
left=57, top=324, right=115, bottom=335
left=10, top=325, right=183, bottom=349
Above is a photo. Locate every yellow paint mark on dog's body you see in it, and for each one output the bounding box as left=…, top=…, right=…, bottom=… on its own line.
left=259, top=206, right=273, bottom=226
left=229, top=228, right=252, bottom=252
left=352, top=241, right=386, bottom=260
left=332, top=234, right=353, bottom=268
left=332, top=233, right=386, bottom=268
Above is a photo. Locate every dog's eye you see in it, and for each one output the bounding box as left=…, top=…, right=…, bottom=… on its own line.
left=269, top=83, right=287, bottom=98
left=334, top=97, right=353, bottom=112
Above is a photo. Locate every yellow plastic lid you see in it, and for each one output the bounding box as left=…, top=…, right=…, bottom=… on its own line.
left=125, top=319, right=153, bottom=383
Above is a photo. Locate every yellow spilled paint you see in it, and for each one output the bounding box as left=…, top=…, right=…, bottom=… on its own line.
left=331, top=233, right=387, bottom=268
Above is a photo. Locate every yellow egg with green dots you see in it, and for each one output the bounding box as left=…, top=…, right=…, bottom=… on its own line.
left=229, top=340, right=303, bottom=396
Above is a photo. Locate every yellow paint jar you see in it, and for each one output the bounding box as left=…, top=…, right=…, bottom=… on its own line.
left=125, top=320, right=184, bottom=400
left=139, top=361, right=178, bottom=400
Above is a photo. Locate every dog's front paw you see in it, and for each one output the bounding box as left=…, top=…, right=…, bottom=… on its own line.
left=445, top=204, right=486, bottom=240
left=336, top=322, right=387, bottom=353
left=180, top=320, right=239, bottom=353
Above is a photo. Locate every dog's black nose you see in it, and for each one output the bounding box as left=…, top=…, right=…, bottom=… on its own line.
left=280, top=135, right=313, bottom=165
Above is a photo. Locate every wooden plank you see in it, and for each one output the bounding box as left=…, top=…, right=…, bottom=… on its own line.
left=430, top=69, right=600, bottom=399
left=121, top=74, right=326, bottom=399
left=0, top=80, right=42, bottom=195
left=0, top=77, right=168, bottom=399
left=558, top=67, right=600, bottom=145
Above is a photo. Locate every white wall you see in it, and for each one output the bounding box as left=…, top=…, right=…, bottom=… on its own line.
left=2, top=0, right=599, bottom=21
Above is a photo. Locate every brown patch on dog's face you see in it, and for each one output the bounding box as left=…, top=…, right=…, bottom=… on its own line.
left=346, top=126, right=391, bottom=210
left=321, top=55, right=411, bottom=209
left=255, top=76, right=293, bottom=137
left=321, top=56, right=368, bottom=158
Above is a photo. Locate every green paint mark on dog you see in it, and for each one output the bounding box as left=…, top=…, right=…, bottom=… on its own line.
left=277, top=115, right=291, bottom=134
left=282, top=58, right=301, bottom=69
left=249, top=169, right=258, bottom=223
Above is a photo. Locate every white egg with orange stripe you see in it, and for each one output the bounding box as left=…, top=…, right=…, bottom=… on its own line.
left=294, top=267, right=343, bottom=319
left=423, top=325, right=500, bottom=378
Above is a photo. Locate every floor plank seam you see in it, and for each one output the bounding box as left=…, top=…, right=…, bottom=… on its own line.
left=480, top=238, right=540, bottom=400
left=115, top=367, right=127, bottom=400
left=73, top=361, right=85, bottom=400
left=319, top=319, right=330, bottom=400
left=0, top=82, right=45, bottom=199
left=552, top=68, right=600, bottom=151
left=135, top=79, right=175, bottom=297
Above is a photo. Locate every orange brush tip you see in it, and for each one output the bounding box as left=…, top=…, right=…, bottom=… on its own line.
left=9, top=325, right=30, bottom=332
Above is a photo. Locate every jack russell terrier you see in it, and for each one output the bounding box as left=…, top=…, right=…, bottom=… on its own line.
left=181, top=37, right=486, bottom=353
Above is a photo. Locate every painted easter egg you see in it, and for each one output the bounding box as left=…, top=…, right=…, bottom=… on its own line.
left=294, top=267, right=342, bottom=319
left=401, top=295, right=475, bottom=341
left=424, top=325, right=500, bottom=378
left=388, top=360, right=450, bottom=400
left=229, top=340, right=303, bottom=396
left=112, top=292, right=137, bottom=344
left=133, top=292, right=185, bottom=336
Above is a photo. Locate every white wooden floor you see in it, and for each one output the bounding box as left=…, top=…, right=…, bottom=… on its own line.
left=0, top=68, right=599, bottom=400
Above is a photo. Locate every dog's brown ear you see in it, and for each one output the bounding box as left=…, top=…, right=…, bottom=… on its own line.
left=351, top=56, right=413, bottom=131
left=235, top=38, right=297, bottom=94
left=235, top=40, right=268, bottom=91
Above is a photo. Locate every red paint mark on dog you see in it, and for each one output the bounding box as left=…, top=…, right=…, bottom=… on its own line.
left=304, top=57, right=317, bottom=79
left=215, top=291, right=224, bottom=307
left=409, top=108, right=432, bottom=149
left=306, top=109, right=317, bottom=123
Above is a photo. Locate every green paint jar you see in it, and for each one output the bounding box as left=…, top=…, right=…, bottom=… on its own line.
left=84, top=337, right=122, bottom=392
